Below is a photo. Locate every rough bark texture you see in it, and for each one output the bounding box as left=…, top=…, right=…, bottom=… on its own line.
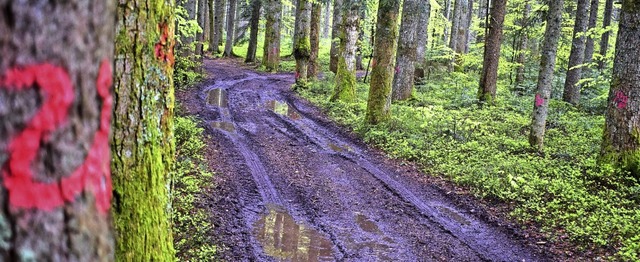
left=246, top=0, right=262, bottom=63
left=450, top=0, right=470, bottom=54
left=308, top=3, right=322, bottom=78
left=562, top=0, right=590, bottom=105
left=204, top=0, right=210, bottom=42
left=366, top=0, right=400, bottom=124
left=598, top=0, right=614, bottom=70
left=331, top=0, right=360, bottom=102
left=0, top=1, right=115, bottom=260
left=583, top=0, right=600, bottom=69
left=443, top=0, right=452, bottom=44
left=600, top=0, right=640, bottom=177
left=414, top=0, right=431, bottom=79
left=294, top=0, right=312, bottom=88
left=329, top=0, right=344, bottom=73
left=323, top=2, right=331, bottom=39
left=529, top=0, right=564, bottom=151
left=209, top=0, right=215, bottom=51
left=197, top=0, right=207, bottom=57
left=213, top=0, right=227, bottom=54
left=392, top=0, right=422, bottom=101
left=478, top=0, right=507, bottom=105
left=515, top=1, right=531, bottom=86
left=224, top=0, right=237, bottom=57
left=113, top=0, right=176, bottom=260
left=263, top=0, right=282, bottom=71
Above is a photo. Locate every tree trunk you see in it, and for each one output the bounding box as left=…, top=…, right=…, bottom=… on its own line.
left=208, top=0, right=216, bottom=51
left=366, top=0, right=400, bottom=124
left=113, top=0, right=176, bottom=260
left=477, top=0, right=487, bottom=43
left=224, top=0, right=237, bottom=57
left=600, top=0, right=640, bottom=177
left=465, top=0, right=475, bottom=53
left=598, top=0, right=614, bottom=70
left=529, top=0, right=564, bottom=151
left=562, top=0, right=590, bottom=105
left=583, top=0, right=599, bottom=69
left=185, top=0, right=197, bottom=54
left=323, top=2, right=332, bottom=39
left=478, top=0, right=507, bottom=105
left=197, top=0, right=206, bottom=57
left=246, top=0, right=262, bottom=63
left=331, top=0, right=360, bottom=102
left=414, top=0, right=431, bottom=80
left=263, top=0, right=282, bottom=71
left=0, top=1, right=115, bottom=260
left=308, top=3, right=322, bottom=78
left=294, top=0, right=312, bottom=88
left=330, top=0, right=344, bottom=73
left=443, top=0, right=452, bottom=44
left=213, top=0, right=227, bottom=54
left=450, top=0, right=470, bottom=54
left=392, top=0, right=423, bottom=101
left=515, top=1, right=531, bottom=86
left=204, top=0, right=211, bottom=42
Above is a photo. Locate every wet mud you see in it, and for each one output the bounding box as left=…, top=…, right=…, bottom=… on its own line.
left=178, top=59, right=555, bottom=262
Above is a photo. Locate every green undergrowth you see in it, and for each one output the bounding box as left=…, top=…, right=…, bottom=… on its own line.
left=298, top=73, right=640, bottom=260
left=172, top=116, right=217, bottom=261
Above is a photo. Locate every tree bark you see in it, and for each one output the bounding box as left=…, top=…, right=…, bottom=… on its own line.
left=331, top=0, right=360, bottom=102
left=366, top=0, right=400, bottom=124
left=294, top=0, right=312, bottom=88
left=583, top=0, right=599, bottom=69
left=308, top=3, right=322, bottom=78
left=204, top=0, right=211, bottom=42
left=263, top=0, right=282, bottom=71
left=450, top=0, right=470, bottom=54
left=392, top=0, right=423, bottom=101
left=245, top=0, right=262, bottom=63
left=329, top=0, right=344, bottom=73
left=323, top=2, right=332, bottom=39
left=414, top=0, right=431, bottom=80
left=600, top=0, right=640, bottom=177
left=197, top=0, right=207, bottom=57
left=0, top=1, right=115, bottom=260
left=213, top=0, right=227, bottom=54
left=478, top=0, right=507, bottom=105
left=598, top=0, right=614, bottom=70
left=224, top=0, right=237, bottom=57
left=477, top=0, right=487, bottom=43
left=562, top=0, right=590, bottom=105
left=529, top=0, right=564, bottom=151
left=185, top=0, right=197, bottom=54
left=443, top=0, right=452, bottom=45
left=515, top=1, right=531, bottom=86
left=208, top=0, right=216, bottom=51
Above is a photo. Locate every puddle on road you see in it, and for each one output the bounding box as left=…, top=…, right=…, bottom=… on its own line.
left=210, top=121, right=235, bottom=132
left=254, top=205, right=334, bottom=261
left=328, top=143, right=352, bottom=153
left=436, top=206, right=471, bottom=226
left=267, top=100, right=302, bottom=120
left=207, top=88, right=228, bottom=107
left=355, top=213, right=381, bottom=234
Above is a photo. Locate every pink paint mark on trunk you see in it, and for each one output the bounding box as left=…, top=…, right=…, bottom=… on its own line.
left=295, top=71, right=300, bottom=79
left=535, top=94, right=545, bottom=107
left=614, top=90, right=628, bottom=109
left=395, top=66, right=400, bottom=74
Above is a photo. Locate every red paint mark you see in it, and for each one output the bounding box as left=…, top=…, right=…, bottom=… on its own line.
left=614, top=90, right=628, bottom=109
left=0, top=60, right=113, bottom=214
left=371, top=59, right=376, bottom=67
left=295, top=71, right=300, bottom=79
left=535, top=94, right=545, bottom=107
left=155, top=23, right=175, bottom=67
left=395, top=66, right=400, bottom=74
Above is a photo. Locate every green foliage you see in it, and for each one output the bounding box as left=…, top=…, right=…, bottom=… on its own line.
left=174, top=5, right=203, bottom=88
left=173, top=116, right=217, bottom=261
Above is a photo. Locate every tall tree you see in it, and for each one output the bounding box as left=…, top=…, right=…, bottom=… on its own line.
left=213, top=0, right=227, bottom=54
left=329, top=0, right=344, bottom=73
left=414, top=0, right=432, bottom=79
left=477, top=0, right=488, bottom=43
left=309, top=2, right=323, bottom=78
left=197, top=0, right=207, bottom=57
left=478, top=0, right=507, bottom=105
left=246, top=0, right=262, bottom=63
left=0, top=1, right=115, bottom=260
left=598, top=0, right=614, bottom=70
left=331, top=0, right=360, bottom=102
left=392, top=0, right=424, bottom=101
left=599, top=0, right=640, bottom=177
left=583, top=0, right=600, bottom=69
left=323, top=2, right=332, bottom=39
left=443, top=0, right=452, bottom=44
left=208, top=0, right=215, bottom=51
left=184, top=0, right=197, bottom=54
left=366, top=0, right=401, bottom=124
left=112, top=0, right=176, bottom=260
left=562, top=0, right=591, bottom=105
left=515, top=1, right=532, bottom=86
left=263, top=0, right=283, bottom=71
left=224, top=0, right=238, bottom=57
left=529, top=0, right=564, bottom=151
left=450, top=0, right=471, bottom=54
left=294, top=0, right=312, bottom=88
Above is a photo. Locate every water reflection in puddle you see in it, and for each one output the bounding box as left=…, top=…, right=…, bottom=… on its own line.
left=254, top=205, right=334, bottom=261
left=207, top=89, right=228, bottom=107
left=267, top=100, right=301, bottom=120
left=211, top=121, right=235, bottom=132
left=436, top=206, right=471, bottom=226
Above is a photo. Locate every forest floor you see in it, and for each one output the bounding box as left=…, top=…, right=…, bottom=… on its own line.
left=177, top=58, right=574, bottom=261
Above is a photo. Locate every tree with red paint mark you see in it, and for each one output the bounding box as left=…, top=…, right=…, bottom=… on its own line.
left=0, top=1, right=115, bottom=260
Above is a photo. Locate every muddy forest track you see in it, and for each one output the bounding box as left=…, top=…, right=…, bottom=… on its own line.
left=179, top=59, right=551, bottom=262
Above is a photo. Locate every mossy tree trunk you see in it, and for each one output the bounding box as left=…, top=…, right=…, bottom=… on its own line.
left=598, top=0, right=614, bottom=70
left=245, top=0, right=262, bottom=63
left=330, top=0, right=360, bottom=102
left=294, top=0, right=312, bottom=88
left=529, top=0, right=564, bottom=151
left=599, top=0, right=640, bottom=177
left=392, top=0, right=424, bottom=102
left=477, top=0, right=507, bottom=105
left=0, top=1, right=115, bottom=260
left=329, top=0, right=344, bottom=73
left=224, top=0, right=237, bottom=57
left=366, top=0, right=400, bottom=124
left=213, top=0, right=227, bottom=54
left=263, top=0, right=283, bottom=71
left=414, top=0, right=431, bottom=80
left=308, top=2, right=322, bottom=78
left=562, top=0, right=590, bottom=105
left=112, top=0, right=176, bottom=260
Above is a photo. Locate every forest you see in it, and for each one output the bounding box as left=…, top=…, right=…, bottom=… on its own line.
left=0, top=0, right=639, bottom=261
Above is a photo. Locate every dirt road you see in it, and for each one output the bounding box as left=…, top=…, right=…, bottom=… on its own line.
left=178, top=59, right=551, bottom=261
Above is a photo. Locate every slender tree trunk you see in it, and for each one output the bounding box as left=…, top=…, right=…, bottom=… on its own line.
left=0, top=1, right=115, bottom=260
left=583, top=0, right=599, bottom=69
left=224, top=0, right=237, bottom=57
left=309, top=3, right=322, bottom=78
left=246, top=0, right=262, bottom=63
left=450, top=0, right=470, bottom=54
left=414, top=0, right=431, bottom=80
left=208, top=0, right=216, bottom=51
left=330, top=0, right=344, bottom=73
left=477, top=0, right=487, bottom=43
left=515, top=1, right=531, bottom=86
left=323, top=2, right=332, bottom=39
left=197, top=0, right=206, bottom=57
left=355, top=6, right=366, bottom=70
left=392, top=0, right=423, bottom=101
left=562, top=0, right=590, bottom=105
left=465, top=0, right=475, bottom=53
left=366, top=0, right=401, bottom=124
left=443, top=0, right=452, bottom=44
left=263, top=0, right=282, bottom=71
left=331, top=0, right=360, bottom=102
left=204, top=0, right=211, bottom=42
left=294, top=0, right=312, bottom=88
left=478, top=0, right=507, bottom=105
left=213, top=0, right=227, bottom=54
left=600, top=0, right=640, bottom=177
left=598, top=0, right=614, bottom=70
left=185, top=0, right=197, bottom=54
left=529, top=0, right=564, bottom=151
